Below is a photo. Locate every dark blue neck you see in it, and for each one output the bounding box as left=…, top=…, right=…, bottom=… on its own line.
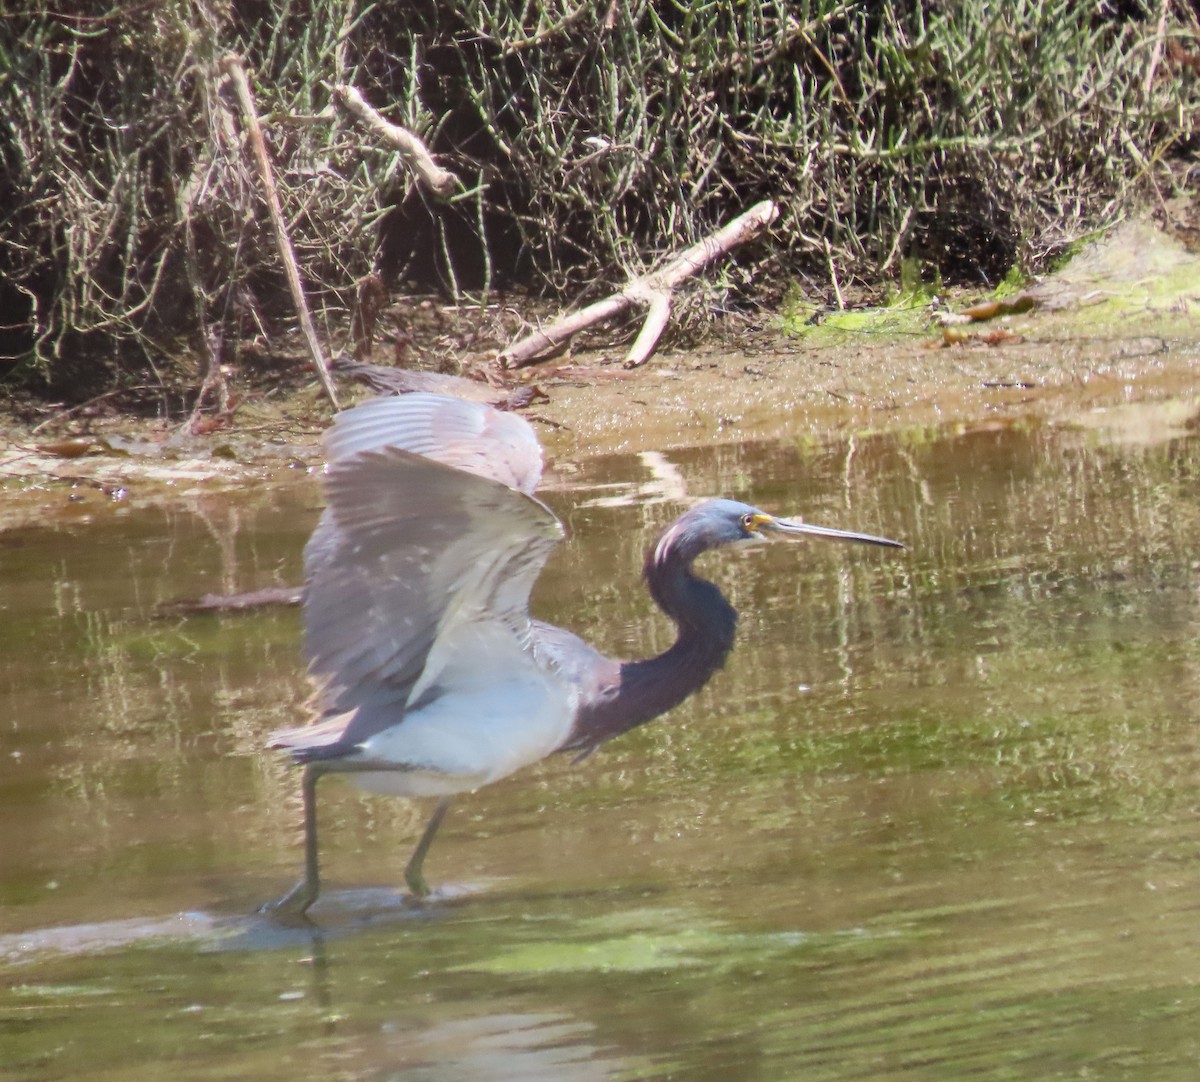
left=567, top=547, right=737, bottom=751
left=621, top=566, right=737, bottom=720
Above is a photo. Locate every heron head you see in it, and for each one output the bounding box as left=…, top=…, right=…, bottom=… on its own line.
left=687, top=499, right=904, bottom=551
left=651, top=499, right=902, bottom=569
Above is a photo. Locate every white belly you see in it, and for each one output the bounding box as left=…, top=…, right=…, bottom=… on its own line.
left=346, top=674, right=577, bottom=798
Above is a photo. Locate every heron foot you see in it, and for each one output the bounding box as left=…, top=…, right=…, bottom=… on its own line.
left=259, top=878, right=318, bottom=922
left=403, top=865, right=432, bottom=900
left=402, top=796, right=451, bottom=901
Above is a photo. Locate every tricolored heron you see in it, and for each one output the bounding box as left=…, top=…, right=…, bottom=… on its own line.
left=263, top=393, right=902, bottom=917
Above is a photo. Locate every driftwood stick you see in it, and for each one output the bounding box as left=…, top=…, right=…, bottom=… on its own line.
left=220, top=54, right=339, bottom=410
left=645, top=200, right=780, bottom=290
left=159, top=586, right=304, bottom=615
left=625, top=289, right=673, bottom=369
left=332, top=84, right=457, bottom=197
left=504, top=294, right=630, bottom=362
left=500, top=199, right=779, bottom=370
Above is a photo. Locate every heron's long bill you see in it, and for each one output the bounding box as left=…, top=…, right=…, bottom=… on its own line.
left=760, top=515, right=905, bottom=549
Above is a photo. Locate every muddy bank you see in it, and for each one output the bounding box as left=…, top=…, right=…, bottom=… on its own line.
left=538, top=218, right=1200, bottom=457
left=535, top=325, right=1199, bottom=461
left=2, top=219, right=1198, bottom=523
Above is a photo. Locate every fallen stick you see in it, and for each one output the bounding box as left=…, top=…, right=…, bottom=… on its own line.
left=160, top=586, right=304, bottom=615
left=220, top=54, right=339, bottom=410
left=332, top=84, right=458, bottom=197
left=500, top=199, right=779, bottom=369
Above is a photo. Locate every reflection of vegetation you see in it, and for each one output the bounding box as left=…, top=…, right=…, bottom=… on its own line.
left=537, top=423, right=1200, bottom=850
left=4, top=423, right=1200, bottom=898
left=3, top=424, right=1200, bottom=1078
left=0, top=494, right=313, bottom=906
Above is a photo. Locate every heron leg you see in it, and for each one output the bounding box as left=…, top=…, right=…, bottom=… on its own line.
left=261, top=763, right=324, bottom=920
left=404, top=797, right=452, bottom=898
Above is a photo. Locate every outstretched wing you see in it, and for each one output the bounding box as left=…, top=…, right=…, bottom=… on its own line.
left=322, top=392, right=545, bottom=494
left=292, top=394, right=564, bottom=750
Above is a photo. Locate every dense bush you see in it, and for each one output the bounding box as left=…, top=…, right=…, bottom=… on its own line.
left=0, top=1, right=1196, bottom=394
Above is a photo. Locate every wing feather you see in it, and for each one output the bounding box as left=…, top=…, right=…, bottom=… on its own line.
left=322, top=392, right=545, bottom=494
left=291, top=395, right=564, bottom=752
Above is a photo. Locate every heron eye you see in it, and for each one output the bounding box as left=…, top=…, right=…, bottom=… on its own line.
left=740, top=513, right=756, bottom=532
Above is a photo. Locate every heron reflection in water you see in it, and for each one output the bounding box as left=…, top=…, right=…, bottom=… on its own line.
left=263, top=393, right=903, bottom=917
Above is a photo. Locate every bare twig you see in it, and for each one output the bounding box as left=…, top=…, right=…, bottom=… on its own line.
left=824, top=237, right=845, bottom=311
left=29, top=386, right=163, bottom=435
left=332, top=83, right=458, bottom=196
left=349, top=274, right=388, bottom=359
left=1142, top=0, right=1172, bottom=99
left=220, top=54, right=339, bottom=410
left=181, top=204, right=230, bottom=429
left=160, top=586, right=304, bottom=615
left=499, top=3, right=594, bottom=55
left=500, top=200, right=779, bottom=369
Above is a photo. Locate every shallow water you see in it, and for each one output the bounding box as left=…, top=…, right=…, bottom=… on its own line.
left=2, top=402, right=1199, bottom=1081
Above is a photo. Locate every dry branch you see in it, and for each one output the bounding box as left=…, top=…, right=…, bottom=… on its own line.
left=332, top=84, right=458, bottom=197
left=160, top=586, right=304, bottom=615
left=220, top=54, right=339, bottom=410
left=499, top=200, right=780, bottom=369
